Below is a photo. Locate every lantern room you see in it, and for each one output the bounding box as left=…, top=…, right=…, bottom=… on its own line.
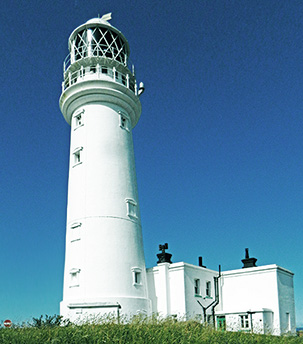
left=68, top=16, right=129, bottom=66
left=61, top=14, right=138, bottom=95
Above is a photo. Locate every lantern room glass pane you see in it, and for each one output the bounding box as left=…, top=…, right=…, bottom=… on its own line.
left=75, top=30, right=88, bottom=60
left=73, top=27, right=128, bottom=65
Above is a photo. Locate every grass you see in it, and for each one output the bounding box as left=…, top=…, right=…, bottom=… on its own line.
left=0, top=317, right=302, bottom=344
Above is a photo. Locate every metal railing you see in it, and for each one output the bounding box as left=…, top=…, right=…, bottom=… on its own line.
left=62, top=64, right=137, bottom=95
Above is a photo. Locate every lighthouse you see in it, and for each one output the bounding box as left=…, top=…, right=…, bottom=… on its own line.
left=59, top=14, right=150, bottom=321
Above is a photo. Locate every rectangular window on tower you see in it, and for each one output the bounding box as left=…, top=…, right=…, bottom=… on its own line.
left=126, top=199, right=137, bottom=218
left=119, top=111, right=130, bottom=131
left=73, top=109, right=84, bottom=129
left=73, top=147, right=83, bottom=166
left=70, top=222, right=82, bottom=242
left=76, top=114, right=82, bottom=126
left=69, top=268, right=80, bottom=287
left=132, top=267, right=142, bottom=286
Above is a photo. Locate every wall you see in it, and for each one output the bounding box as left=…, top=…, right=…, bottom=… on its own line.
left=218, top=264, right=295, bottom=335
left=146, top=262, right=218, bottom=320
left=276, top=267, right=296, bottom=334
left=146, top=262, right=295, bottom=335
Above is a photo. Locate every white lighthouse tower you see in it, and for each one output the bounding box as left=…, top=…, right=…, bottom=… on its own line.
left=59, top=14, right=150, bottom=321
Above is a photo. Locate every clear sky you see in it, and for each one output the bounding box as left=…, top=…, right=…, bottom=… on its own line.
left=1, top=0, right=303, bottom=326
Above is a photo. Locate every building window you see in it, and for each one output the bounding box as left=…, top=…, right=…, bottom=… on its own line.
left=73, top=109, right=84, bottom=129
left=69, top=268, right=80, bottom=287
left=135, top=271, right=141, bottom=284
left=101, top=66, right=108, bottom=74
left=90, top=66, right=96, bottom=73
left=75, top=114, right=82, bottom=126
left=73, top=147, right=83, bottom=166
left=122, top=74, right=126, bottom=85
left=70, top=222, right=81, bottom=242
left=119, top=111, right=130, bottom=131
left=126, top=199, right=137, bottom=218
left=131, top=268, right=142, bottom=286
left=206, top=281, right=211, bottom=297
left=74, top=151, right=80, bottom=164
left=240, top=315, right=250, bottom=329
left=194, top=279, right=200, bottom=295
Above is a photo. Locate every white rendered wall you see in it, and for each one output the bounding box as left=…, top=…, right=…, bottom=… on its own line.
left=147, top=263, right=186, bottom=318
left=60, top=98, right=150, bottom=321
left=146, top=262, right=218, bottom=320
left=218, top=265, right=295, bottom=335
left=183, top=263, right=218, bottom=320
left=276, top=268, right=296, bottom=334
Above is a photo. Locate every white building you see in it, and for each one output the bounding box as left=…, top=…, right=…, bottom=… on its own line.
left=217, top=264, right=295, bottom=335
left=59, top=15, right=296, bottom=334
left=146, top=246, right=296, bottom=335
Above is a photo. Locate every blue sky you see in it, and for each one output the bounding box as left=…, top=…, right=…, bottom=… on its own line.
left=1, top=0, right=303, bottom=326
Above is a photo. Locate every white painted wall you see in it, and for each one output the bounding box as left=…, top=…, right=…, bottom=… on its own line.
left=183, top=263, right=218, bottom=320
left=147, top=262, right=218, bottom=320
left=147, top=261, right=295, bottom=335
left=276, top=268, right=296, bottom=334
left=59, top=19, right=150, bottom=322
left=217, top=265, right=295, bottom=335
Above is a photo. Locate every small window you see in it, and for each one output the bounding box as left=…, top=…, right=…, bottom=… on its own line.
left=73, top=109, right=84, bottom=129
left=74, top=151, right=81, bottom=164
left=76, top=114, right=82, bottom=126
left=119, top=111, right=130, bottom=131
left=126, top=199, right=137, bottom=218
left=90, top=66, right=96, bottom=73
left=131, top=268, right=142, bottom=285
left=206, top=281, right=211, bottom=297
left=73, top=147, right=83, bottom=166
left=101, top=66, right=108, bottom=74
left=135, top=271, right=141, bottom=284
left=70, top=222, right=81, bottom=242
left=240, top=315, right=250, bottom=329
left=70, top=268, right=80, bottom=287
left=194, top=279, right=200, bottom=295
left=122, top=74, right=126, bottom=85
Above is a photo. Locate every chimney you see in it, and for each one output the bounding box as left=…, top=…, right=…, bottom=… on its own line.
left=157, top=243, right=172, bottom=264
left=241, top=248, right=257, bottom=268
left=198, top=256, right=206, bottom=268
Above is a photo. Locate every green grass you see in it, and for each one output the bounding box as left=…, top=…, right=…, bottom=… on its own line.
left=0, top=318, right=302, bottom=344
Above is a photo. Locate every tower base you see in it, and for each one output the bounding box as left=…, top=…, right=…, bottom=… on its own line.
left=60, top=296, right=151, bottom=323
